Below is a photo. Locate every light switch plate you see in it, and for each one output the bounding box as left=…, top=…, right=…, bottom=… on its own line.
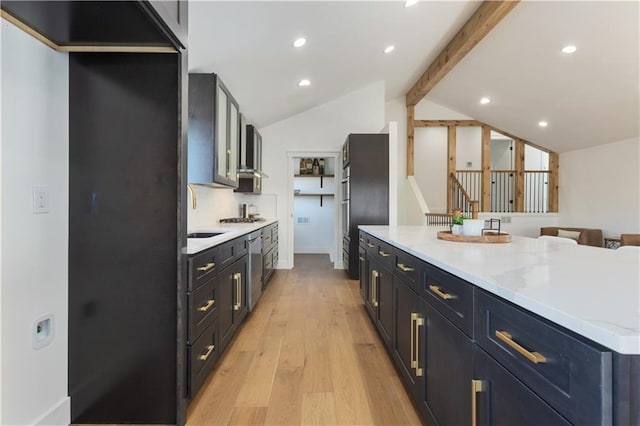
left=32, top=186, right=49, bottom=213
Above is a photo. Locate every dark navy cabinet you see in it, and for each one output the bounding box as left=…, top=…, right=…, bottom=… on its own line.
left=473, top=345, right=571, bottom=426
left=422, top=299, right=473, bottom=426
left=391, top=275, right=425, bottom=405
left=188, top=73, right=239, bottom=187
left=358, top=230, right=626, bottom=426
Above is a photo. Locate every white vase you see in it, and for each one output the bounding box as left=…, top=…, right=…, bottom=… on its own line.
left=451, top=224, right=463, bottom=235
left=463, top=219, right=485, bottom=236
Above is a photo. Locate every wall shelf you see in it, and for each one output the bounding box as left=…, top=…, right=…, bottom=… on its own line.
left=294, top=174, right=334, bottom=188
left=294, top=192, right=334, bottom=206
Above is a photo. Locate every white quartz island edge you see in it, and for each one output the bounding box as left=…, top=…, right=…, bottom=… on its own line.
left=359, top=225, right=640, bottom=355
left=186, top=219, right=277, bottom=255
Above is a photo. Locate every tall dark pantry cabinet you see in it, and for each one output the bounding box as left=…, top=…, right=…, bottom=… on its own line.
left=342, top=133, right=389, bottom=279
left=0, top=1, right=189, bottom=425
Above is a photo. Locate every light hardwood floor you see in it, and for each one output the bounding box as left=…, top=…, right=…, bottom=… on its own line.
left=186, top=254, right=422, bottom=426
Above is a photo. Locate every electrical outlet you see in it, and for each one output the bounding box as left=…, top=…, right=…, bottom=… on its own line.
left=501, top=216, right=512, bottom=224
left=32, top=186, right=49, bottom=213
left=33, top=313, right=55, bottom=350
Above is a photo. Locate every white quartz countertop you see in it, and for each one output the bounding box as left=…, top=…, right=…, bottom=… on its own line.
left=186, top=219, right=277, bottom=255
left=360, top=225, right=640, bottom=354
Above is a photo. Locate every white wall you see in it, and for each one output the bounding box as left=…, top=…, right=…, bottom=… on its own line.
left=525, top=144, right=549, bottom=170
left=559, top=137, right=640, bottom=236
left=1, top=21, right=70, bottom=425
left=414, top=100, right=475, bottom=213
left=260, top=82, right=386, bottom=269
left=456, top=127, right=481, bottom=170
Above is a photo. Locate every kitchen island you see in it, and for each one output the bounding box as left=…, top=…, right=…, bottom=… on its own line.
left=359, top=225, right=639, bottom=426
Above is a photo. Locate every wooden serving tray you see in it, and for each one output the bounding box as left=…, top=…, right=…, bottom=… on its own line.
left=437, top=230, right=511, bottom=243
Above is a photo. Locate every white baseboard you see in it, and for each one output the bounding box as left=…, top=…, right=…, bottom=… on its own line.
left=34, top=396, right=70, bottom=426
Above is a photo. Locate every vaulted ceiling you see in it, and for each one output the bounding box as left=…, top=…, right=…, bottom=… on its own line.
left=189, top=1, right=639, bottom=153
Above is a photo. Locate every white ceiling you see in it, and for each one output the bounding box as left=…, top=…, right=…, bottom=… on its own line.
left=188, top=1, right=478, bottom=128
left=427, top=1, right=639, bottom=153
left=188, top=1, right=640, bottom=153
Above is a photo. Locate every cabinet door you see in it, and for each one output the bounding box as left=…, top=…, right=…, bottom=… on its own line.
left=365, top=257, right=378, bottom=321
left=232, top=256, right=248, bottom=325
left=215, top=83, right=229, bottom=183
left=422, top=301, right=473, bottom=426
left=473, top=346, right=571, bottom=426
left=376, top=265, right=393, bottom=348
left=358, top=246, right=367, bottom=302
left=228, top=101, right=238, bottom=185
left=217, top=264, right=235, bottom=354
left=392, top=277, right=424, bottom=403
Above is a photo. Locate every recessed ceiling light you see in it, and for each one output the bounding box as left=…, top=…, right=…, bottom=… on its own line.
left=404, top=0, right=419, bottom=7
left=298, top=79, right=311, bottom=87
left=384, top=45, right=395, bottom=54
left=480, top=97, right=491, bottom=105
left=293, top=37, right=306, bottom=48
left=561, top=45, right=577, bottom=54
left=538, top=121, right=548, bottom=127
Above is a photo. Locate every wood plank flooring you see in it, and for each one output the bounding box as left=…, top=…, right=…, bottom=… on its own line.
left=187, top=254, right=422, bottom=426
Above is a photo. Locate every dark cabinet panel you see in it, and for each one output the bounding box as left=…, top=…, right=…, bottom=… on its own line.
left=473, top=346, right=571, bottom=426
left=475, top=289, right=612, bottom=426
left=217, top=264, right=236, bottom=354
left=422, top=299, right=473, bottom=426
left=1, top=1, right=175, bottom=47
left=146, top=0, right=187, bottom=48
left=367, top=257, right=393, bottom=348
left=188, top=73, right=238, bottom=187
left=392, top=277, right=424, bottom=404
left=68, top=53, right=182, bottom=424
left=423, top=263, right=473, bottom=336
left=343, top=134, right=389, bottom=279
left=188, top=319, right=218, bottom=398
left=358, top=247, right=367, bottom=302
left=218, top=255, right=248, bottom=354
left=376, top=266, right=394, bottom=347
left=262, top=223, right=278, bottom=286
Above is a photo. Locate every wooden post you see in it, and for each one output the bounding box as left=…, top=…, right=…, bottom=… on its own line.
left=515, top=139, right=525, bottom=212
left=548, top=152, right=559, bottom=212
left=481, top=126, right=491, bottom=212
left=407, top=105, right=415, bottom=176
left=447, top=126, right=457, bottom=213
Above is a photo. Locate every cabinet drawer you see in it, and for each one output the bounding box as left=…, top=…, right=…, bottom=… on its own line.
left=358, top=231, right=366, bottom=248
left=235, top=235, right=249, bottom=258
left=188, top=276, right=218, bottom=344
left=422, top=264, right=473, bottom=336
left=475, top=290, right=612, bottom=426
left=188, top=319, right=218, bottom=398
left=188, top=246, right=219, bottom=291
left=218, top=239, right=236, bottom=269
left=366, top=236, right=393, bottom=268
left=393, top=250, right=422, bottom=294
left=263, top=229, right=272, bottom=248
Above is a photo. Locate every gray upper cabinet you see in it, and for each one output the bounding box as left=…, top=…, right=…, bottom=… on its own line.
left=188, top=73, right=239, bottom=187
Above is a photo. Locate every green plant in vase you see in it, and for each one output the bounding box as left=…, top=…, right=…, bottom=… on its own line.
left=451, top=212, right=469, bottom=235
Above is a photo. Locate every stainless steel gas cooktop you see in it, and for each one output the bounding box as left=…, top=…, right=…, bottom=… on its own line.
left=219, top=217, right=265, bottom=223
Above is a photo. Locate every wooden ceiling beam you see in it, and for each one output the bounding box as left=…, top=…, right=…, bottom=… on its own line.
left=405, top=1, right=519, bottom=107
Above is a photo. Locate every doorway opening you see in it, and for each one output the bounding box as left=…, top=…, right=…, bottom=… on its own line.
left=286, top=151, right=341, bottom=269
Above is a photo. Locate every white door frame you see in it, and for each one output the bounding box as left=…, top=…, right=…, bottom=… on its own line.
left=286, top=151, right=342, bottom=269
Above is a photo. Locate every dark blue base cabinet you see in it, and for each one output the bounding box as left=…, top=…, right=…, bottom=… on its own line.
left=358, top=231, right=639, bottom=426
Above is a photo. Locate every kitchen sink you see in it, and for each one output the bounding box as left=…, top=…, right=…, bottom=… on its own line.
left=187, top=232, right=224, bottom=239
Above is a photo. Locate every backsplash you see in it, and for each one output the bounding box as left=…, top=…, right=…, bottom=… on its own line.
left=187, top=185, right=278, bottom=231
